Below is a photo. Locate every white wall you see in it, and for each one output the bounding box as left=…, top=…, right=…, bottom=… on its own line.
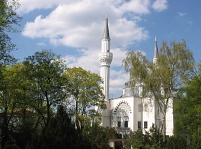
left=109, top=96, right=173, bottom=136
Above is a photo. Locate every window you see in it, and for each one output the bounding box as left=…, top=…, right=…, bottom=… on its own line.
left=144, top=121, right=148, bottom=129
left=138, top=121, right=141, bottom=129
left=138, top=104, right=142, bottom=112
left=124, top=116, right=129, bottom=128
left=118, top=121, right=121, bottom=127
left=144, top=103, right=148, bottom=112
left=124, top=121, right=128, bottom=127
left=117, top=117, right=121, bottom=127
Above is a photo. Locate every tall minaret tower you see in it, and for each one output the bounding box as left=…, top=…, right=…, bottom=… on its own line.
left=153, top=37, right=161, bottom=130
left=98, top=15, right=113, bottom=127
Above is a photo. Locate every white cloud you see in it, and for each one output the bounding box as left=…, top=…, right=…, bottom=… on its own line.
left=18, top=0, right=152, bottom=15
left=110, top=69, right=129, bottom=98
left=17, top=0, right=74, bottom=14
left=111, top=48, right=127, bottom=66
left=19, top=0, right=168, bottom=97
left=119, top=0, right=150, bottom=14
left=63, top=48, right=100, bottom=73
left=37, top=42, right=46, bottom=46
left=152, top=0, right=168, bottom=12
left=178, top=12, right=186, bottom=16
left=22, top=2, right=148, bottom=49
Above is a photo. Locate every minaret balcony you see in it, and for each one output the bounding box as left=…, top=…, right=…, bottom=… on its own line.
left=98, top=52, right=113, bottom=65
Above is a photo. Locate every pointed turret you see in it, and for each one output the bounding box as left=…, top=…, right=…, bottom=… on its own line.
left=153, top=37, right=159, bottom=64
left=103, top=14, right=110, bottom=40
left=154, top=36, right=159, bottom=58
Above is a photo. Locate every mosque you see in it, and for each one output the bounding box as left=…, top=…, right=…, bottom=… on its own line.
left=98, top=15, right=173, bottom=136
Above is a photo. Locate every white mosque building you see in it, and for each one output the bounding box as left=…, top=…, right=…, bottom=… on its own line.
left=98, top=15, right=173, bottom=136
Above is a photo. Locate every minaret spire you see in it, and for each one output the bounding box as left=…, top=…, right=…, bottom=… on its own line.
left=154, top=36, right=159, bottom=58
left=153, top=36, right=159, bottom=64
left=103, top=14, right=110, bottom=40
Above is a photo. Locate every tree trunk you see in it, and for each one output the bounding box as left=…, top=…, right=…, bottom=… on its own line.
left=44, top=90, right=51, bottom=127
left=163, top=113, right=166, bottom=137
left=1, top=107, right=8, bottom=148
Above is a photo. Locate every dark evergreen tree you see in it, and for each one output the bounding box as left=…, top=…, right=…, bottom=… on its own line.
left=28, top=105, right=91, bottom=149
left=84, top=123, right=122, bottom=149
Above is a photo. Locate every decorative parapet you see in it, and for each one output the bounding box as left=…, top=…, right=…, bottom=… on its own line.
left=113, top=101, right=132, bottom=114
left=98, top=52, right=113, bottom=66
left=123, top=87, right=139, bottom=97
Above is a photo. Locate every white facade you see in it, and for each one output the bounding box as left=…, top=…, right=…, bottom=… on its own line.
left=99, top=16, right=173, bottom=135
left=109, top=85, right=173, bottom=136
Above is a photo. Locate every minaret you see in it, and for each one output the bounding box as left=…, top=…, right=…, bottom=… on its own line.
left=98, top=14, right=113, bottom=127
left=153, top=36, right=159, bottom=64
left=99, top=15, right=113, bottom=101
left=153, top=37, right=161, bottom=130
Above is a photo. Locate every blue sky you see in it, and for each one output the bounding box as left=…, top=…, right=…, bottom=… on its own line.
left=9, top=0, right=201, bottom=98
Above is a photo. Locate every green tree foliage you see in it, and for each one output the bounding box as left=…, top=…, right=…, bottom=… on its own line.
left=0, top=50, right=113, bottom=148
left=3, top=144, right=20, bottom=149
left=123, top=40, right=195, bottom=135
left=0, top=1, right=21, bottom=146
left=0, top=0, right=21, bottom=64
left=62, top=67, right=105, bottom=131
left=84, top=123, right=122, bottom=149
left=125, top=125, right=187, bottom=149
left=28, top=105, right=91, bottom=149
left=0, top=64, right=30, bottom=148
left=0, top=63, right=39, bottom=149
left=22, top=50, right=66, bottom=127
left=26, top=106, right=122, bottom=149
left=174, top=63, right=201, bottom=148
left=125, top=126, right=165, bottom=149
left=12, top=118, right=36, bottom=149
left=166, top=136, right=187, bottom=149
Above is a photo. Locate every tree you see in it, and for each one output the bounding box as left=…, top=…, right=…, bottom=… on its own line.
left=124, top=125, right=187, bottom=149
left=28, top=105, right=91, bottom=149
left=22, top=50, right=66, bottom=128
left=0, top=0, right=21, bottom=65
left=0, top=1, right=21, bottom=146
left=123, top=39, right=195, bottom=136
left=0, top=63, right=44, bottom=149
left=125, top=126, right=165, bottom=149
left=84, top=123, right=122, bottom=149
left=0, top=63, right=35, bottom=148
left=62, top=67, right=105, bottom=131
left=174, top=63, right=201, bottom=147
left=0, top=64, right=23, bottom=148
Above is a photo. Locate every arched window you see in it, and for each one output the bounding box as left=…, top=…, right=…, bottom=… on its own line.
left=144, top=103, right=148, bottom=112
left=138, top=103, right=142, bottom=112
left=112, top=101, right=131, bottom=128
